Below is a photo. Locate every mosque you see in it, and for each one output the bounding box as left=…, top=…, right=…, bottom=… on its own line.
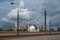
left=27, top=16, right=40, bottom=32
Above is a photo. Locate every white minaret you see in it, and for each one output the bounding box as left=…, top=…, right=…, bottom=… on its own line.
left=27, top=16, right=30, bottom=31
left=15, top=22, right=17, bottom=30
left=37, top=16, right=40, bottom=31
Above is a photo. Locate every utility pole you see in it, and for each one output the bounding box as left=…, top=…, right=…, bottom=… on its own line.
left=49, top=19, right=51, bottom=34
left=44, top=0, right=46, bottom=34
left=44, top=10, right=47, bottom=34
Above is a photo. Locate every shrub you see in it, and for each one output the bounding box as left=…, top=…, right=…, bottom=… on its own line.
left=0, top=28, right=2, bottom=31
left=8, top=28, right=14, bottom=31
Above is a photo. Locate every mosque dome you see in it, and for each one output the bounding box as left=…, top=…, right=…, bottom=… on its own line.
left=29, top=25, right=35, bottom=31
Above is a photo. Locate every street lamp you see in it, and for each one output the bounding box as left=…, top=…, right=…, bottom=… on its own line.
left=11, top=2, right=19, bottom=36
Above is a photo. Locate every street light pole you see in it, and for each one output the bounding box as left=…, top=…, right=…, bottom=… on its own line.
left=11, top=3, right=19, bottom=36
left=17, top=9, right=19, bottom=36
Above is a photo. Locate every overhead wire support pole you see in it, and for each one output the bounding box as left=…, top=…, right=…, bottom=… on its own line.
left=44, top=10, right=47, bottom=34
left=44, top=0, right=47, bottom=34
left=49, top=19, right=51, bottom=34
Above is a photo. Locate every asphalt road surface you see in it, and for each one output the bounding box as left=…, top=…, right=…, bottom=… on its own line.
left=1, top=35, right=60, bottom=40
left=0, top=32, right=60, bottom=36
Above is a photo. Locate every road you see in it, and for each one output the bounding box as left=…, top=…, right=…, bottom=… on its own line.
left=0, top=35, right=60, bottom=40
left=0, top=31, right=60, bottom=36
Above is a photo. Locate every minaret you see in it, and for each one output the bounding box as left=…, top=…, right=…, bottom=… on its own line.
left=37, top=16, right=40, bottom=31
left=27, top=16, right=30, bottom=31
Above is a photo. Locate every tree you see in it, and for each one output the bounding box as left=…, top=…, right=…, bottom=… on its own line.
left=19, top=28, right=24, bottom=31
left=0, top=28, right=2, bottom=31
left=57, top=27, right=60, bottom=31
left=8, top=28, right=14, bottom=31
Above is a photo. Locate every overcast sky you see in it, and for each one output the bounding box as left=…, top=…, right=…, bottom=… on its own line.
left=0, top=0, right=60, bottom=29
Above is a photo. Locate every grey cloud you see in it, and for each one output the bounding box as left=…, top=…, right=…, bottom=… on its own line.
left=47, top=0, right=60, bottom=16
